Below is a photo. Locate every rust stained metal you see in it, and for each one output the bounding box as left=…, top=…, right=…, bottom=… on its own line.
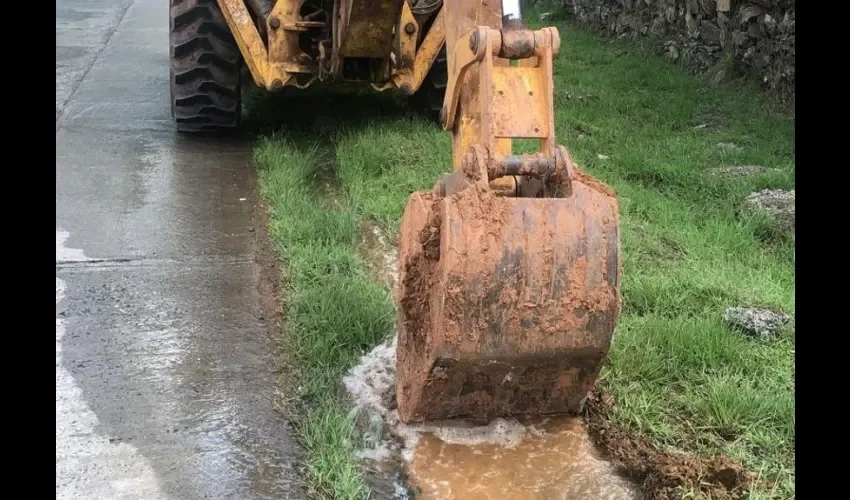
left=410, top=7, right=446, bottom=89
left=441, top=27, right=488, bottom=134
left=389, top=5, right=446, bottom=93
left=268, top=0, right=320, bottom=88
left=491, top=146, right=575, bottom=197
left=217, top=0, right=269, bottom=87
left=491, top=66, right=547, bottom=138
left=219, top=0, right=326, bottom=90
left=441, top=24, right=561, bottom=168
left=222, top=0, right=445, bottom=92
left=395, top=2, right=622, bottom=423
left=489, top=153, right=553, bottom=179
left=451, top=146, right=573, bottom=198
left=396, top=1, right=418, bottom=70
left=443, top=0, right=505, bottom=172
left=488, top=175, right=517, bottom=196
left=498, top=29, right=535, bottom=59
left=396, top=179, right=621, bottom=423
left=336, top=0, right=402, bottom=59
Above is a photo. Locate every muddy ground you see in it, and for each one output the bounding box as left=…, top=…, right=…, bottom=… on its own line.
left=355, top=213, right=760, bottom=500
left=582, top=388, right=757, bottom=500
left=253, top=198, right=302, bottom=416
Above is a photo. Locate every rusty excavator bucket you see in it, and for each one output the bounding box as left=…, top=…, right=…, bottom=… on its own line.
left=394, top=0, right=621, bottom=423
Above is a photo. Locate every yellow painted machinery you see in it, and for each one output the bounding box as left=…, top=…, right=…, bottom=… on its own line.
left=169, top=0, right=622, bottom=423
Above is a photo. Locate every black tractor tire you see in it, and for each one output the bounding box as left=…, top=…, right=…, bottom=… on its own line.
left=169, top=0, right=242, bottom=133
left=410, top=46, right=447, bottom=123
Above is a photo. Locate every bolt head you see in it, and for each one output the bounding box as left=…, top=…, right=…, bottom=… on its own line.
left=271, top=79, right=284, bottom=91
left=400, top=83, right=412, bottom=95
left=269, top=17, right=281, bottom=29
left=405, top=22, right=416, bottom=35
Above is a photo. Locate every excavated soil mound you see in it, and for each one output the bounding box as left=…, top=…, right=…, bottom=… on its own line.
left=583, top=388, right=757, bottom=500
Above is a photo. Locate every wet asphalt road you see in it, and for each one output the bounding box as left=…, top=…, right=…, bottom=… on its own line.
left=56, top=1, right=304, bottom=498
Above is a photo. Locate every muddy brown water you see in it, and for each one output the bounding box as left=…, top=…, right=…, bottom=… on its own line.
left=345, top=336, right=639, bottom=500
left=406, top=418, right=638, bottom=500
left=351, top=218, right=638, bottom=500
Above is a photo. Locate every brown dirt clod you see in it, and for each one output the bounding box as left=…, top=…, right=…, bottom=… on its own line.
left=419, top=204, right=442, bottom=262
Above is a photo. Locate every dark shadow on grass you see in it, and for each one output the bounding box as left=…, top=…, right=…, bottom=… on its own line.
left=243, top=84, right=433, bottom=138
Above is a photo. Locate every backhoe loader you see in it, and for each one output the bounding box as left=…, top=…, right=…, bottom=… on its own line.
left=170, top=0, right=621, bottom=423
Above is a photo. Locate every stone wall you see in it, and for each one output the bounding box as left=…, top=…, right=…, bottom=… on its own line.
left=559, top=0, right=795, bottom=99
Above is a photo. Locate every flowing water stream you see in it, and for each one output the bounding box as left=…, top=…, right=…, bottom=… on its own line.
left=350, top=225, right=638, bottom=499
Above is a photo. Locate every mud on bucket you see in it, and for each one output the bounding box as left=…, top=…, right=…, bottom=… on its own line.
left=394, top=171, right=621, bottom=424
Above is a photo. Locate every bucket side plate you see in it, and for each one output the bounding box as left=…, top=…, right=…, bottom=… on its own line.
left=396, top=178, right=620, bottom=423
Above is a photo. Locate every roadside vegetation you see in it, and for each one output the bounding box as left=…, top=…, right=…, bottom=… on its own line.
left=250, top=7, right=794, bottom=499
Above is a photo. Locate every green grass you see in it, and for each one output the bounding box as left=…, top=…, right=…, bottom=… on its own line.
left=251, top=8, right=794, bottom=499
left=254, top=138, right=394, bottom=498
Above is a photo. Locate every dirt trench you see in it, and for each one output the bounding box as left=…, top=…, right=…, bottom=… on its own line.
left=582, top=387, right=758, bottom=500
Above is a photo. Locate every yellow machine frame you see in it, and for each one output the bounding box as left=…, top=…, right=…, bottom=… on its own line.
left=217, top=0, right=447, bottom=94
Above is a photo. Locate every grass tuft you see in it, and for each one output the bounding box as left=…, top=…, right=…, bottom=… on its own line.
left=255, top=138, right=394, bottom=499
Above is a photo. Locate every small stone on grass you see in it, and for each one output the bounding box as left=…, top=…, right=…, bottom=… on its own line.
left=709, top=165, right=766, bottom=177
left=744, top=189, right=795, bottom=232
left=724, top=307, right=790, bottom=339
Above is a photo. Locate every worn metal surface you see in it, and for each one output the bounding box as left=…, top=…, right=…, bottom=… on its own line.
left=246, top=0, right=273, bottom=19
left=439, top=24, right=561, bottom=196
left=267, top=0, right=325, bottom=87
left=218, top=0, right=271, bottom=87
left=387, top=4, right=445, bottom=93
left=442, top=0, right=506, bottom=173
left=396, top=2, right=419, bottom=75
left=440, top=26, right=487, bottom=133
left=491, top=153, right=554, bottom=179
left=336, top=0, right=402, bottom=59
left=394, top=0, right=621, bottom=423
left=217, top=0, right=323, bottom=90
left=442, top=26, right=560, bottom=154
left=220, top=0, right=444, bottom=90
left=56, top=0, right=304, bottom=498
left=498, top=29, right=535, bottom=59
left=395, top=176, right=621, bottom=423
left=216, top=0, right=447, bottom=91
